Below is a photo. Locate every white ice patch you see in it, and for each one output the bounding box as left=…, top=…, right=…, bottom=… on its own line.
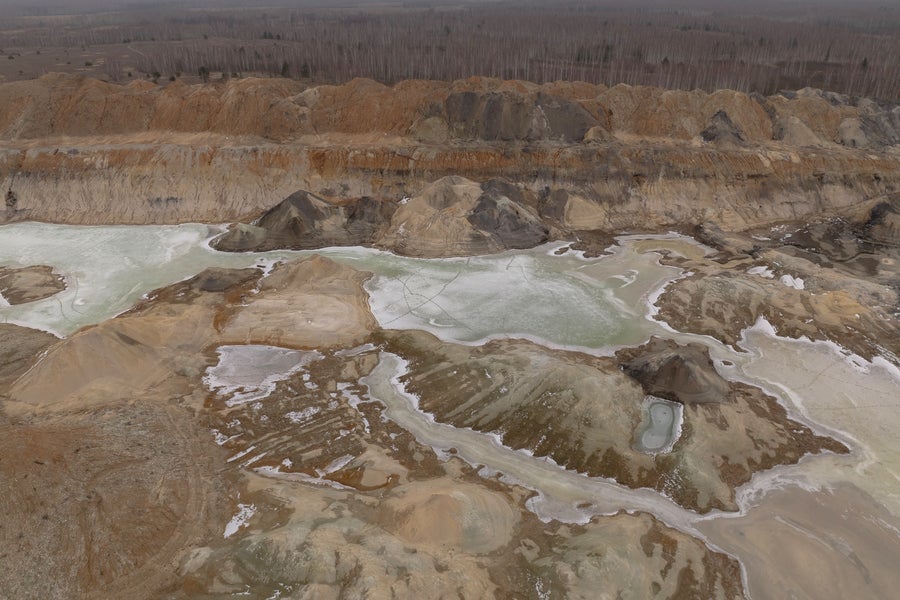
left=204, top=345, right=323, bottom=407
left=335, top=343, right=377, bottom=357
left=780, top=274, right=805, bottom=290
left=211, top=428, right=241, bottom=446
left=749, top=315, right=780, bottom=337
left=747, top=266, right=775, bottom=278
left=609, top=269, right=639, bottom=287
left=285, top=407, right=320, bottom=423
left=634, top=396, right=684, bottom=455
left=227, top=445, right=256, bottom=463
left=223, top=503, right=256, bottom=538
left=317, top=454, right=355, bottom=476
left=254, top=465, right=356, bottom=490
left=364, top=240, right=682, bottom=351
left=339, top=382, right=371, bottom=433
left=249, top=258, right=283, bottom=294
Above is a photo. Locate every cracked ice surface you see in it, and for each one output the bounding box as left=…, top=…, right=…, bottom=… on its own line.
left=360, top=242, right=682, bottom=350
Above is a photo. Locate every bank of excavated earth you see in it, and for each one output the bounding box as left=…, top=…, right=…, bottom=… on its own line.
left=0, top=73, right=897, bottom=234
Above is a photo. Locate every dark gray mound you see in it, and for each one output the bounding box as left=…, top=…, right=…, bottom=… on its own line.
left=618, top=337, right=730, bottom=405
left=193, top=268, right=262, bottom=293
left=444, top=91, right=598, bottom=142
left=862, top=199, right=900, bottom=249
left=535, top=92, right=599, bottom=142
left=468, top=182, right=549, bottom=250
left=701, top=110, right=746, bottom=146
left=213, top=191, right=394, bottom=252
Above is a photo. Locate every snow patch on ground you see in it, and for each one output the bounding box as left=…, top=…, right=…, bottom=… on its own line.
left=224, top=503, right=256, bottom=538
left=747, top=266, right=775, bottom=278
left=780, top=274, right=805, bottom=290
left=285, top=407, right=320, bottom=424
left=204, top=345, right=323, bottom=406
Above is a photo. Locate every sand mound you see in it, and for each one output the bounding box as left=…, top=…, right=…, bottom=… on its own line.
left=379, top=176, right=547, bottom=257
left=379, top=480, right=517, bottom=554
left=220, top=255, right=377, bottom=349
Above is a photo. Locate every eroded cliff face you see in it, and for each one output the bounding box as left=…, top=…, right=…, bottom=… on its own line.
left=1, top=74, right=897, bottom=232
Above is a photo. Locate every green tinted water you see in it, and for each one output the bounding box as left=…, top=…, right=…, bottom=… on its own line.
left=0, top=222, right=684, bottom=350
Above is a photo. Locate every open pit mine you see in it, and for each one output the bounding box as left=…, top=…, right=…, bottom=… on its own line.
left=1, top=74, right=899, bottom=599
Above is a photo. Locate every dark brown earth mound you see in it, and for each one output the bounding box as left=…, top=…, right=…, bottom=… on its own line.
left=619, top=337, right=731, bottom=405
left=215, top=177, right=549, bottom=257
left=443, top=89, right=600, bottom=142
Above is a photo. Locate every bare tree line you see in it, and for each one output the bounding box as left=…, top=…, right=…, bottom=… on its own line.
left=1, top=1, right=898, bottom=99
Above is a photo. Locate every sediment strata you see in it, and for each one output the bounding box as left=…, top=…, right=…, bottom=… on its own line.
left=0, top=75, right=897, bottom=234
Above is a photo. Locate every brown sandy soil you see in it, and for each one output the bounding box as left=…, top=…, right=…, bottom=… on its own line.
left=0, top=75, right=896, bottom=235
left=0, top=256, right=378, bottom=597
left=0, top=265, right=65, bottom=304
left=217, top=255, right=377, bottom=349
left=654, top=209, right=900, bottom=362
left=0, top=323, right=58, bottom=389
left=0, top=404, right=229, bottom=600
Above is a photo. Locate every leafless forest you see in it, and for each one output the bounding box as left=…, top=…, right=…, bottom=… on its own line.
left=1, top=0, right=898, bottom=100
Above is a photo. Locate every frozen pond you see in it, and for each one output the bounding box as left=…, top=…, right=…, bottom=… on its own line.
left=634, top=396, right=683, bottom=454
left=0, top=222, right=683, bottom=350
